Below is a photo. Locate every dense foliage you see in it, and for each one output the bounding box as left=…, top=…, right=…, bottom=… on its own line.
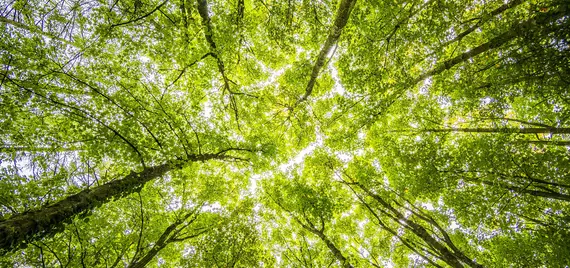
left=1, top=0, right=569, bottom=266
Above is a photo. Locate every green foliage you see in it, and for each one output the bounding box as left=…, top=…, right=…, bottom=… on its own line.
left=1, top=0, right=570, bottom=266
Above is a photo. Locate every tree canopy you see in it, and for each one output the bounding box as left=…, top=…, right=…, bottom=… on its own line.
left=1, top=0, right=569, bottom=266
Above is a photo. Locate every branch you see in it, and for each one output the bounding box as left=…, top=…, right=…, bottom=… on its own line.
left=0, top=17, right=72, bottom=45
left=110, top=0, right=169, bottom=28
left=197, top=0, right=246, bottom=128
left=2, top=74, right=147, bottom=167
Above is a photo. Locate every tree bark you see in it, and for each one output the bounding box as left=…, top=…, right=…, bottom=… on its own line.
left=0, top=153, right=226, bottom=254
left=413, top=6, right=567, bottom=85
left=422, top=127, right=570, bottom=134
left=439, top=0, right=524, bottom=48
left=197, top=0, right=231, bottom=91
left=297, top=0, right=357, bottom=105
left=128, top=208, right=204, bottom=268
left=355, top=183, right=483, bottom=268
left=478, top=180, right=570, bottom=202
left=310, top=228, right=354, bottom=268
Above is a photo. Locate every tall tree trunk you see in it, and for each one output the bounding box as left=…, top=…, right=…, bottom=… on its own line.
left=439, top=0, right=524, bottom=48
left=197, top=0, right=231, bottom=91
left=422, top=127, right=570, bottom=134
left=275, top=199, right=354, bottom=268
left=296, top=0, right=357, bottom=105
left=355, top=183, right=483, bottom=268
left=128, top=209, right=203, bottom=268
left=413, top=6, right=567, bottom=84
left=478, top=180, right=570, bottom=202
left=523, top=140, right=570, bottom=146
left=310, top=228, right=353, bottom=268
left=520, top=189, right=570, bottom=202
left=0, top=153, right=225, bottom=254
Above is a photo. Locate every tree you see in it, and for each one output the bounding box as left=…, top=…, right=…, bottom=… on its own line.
left=1, top=0, right=570, bottom=266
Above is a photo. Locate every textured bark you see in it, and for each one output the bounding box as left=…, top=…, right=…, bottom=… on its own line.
left=196, top=0, right=242, bottom=126
left=197, top=0, right=231, bottom=91
left=422, top=127, right=570, bottom=134
left=0, top=153, right=224, bottom=254
left=478, top=180, right=570, bottom=202
left=356, top=183, right=483, bottom=268
left=413, top=7, right=567, bottom=85
left=311, top=229, right=354, bottom=268
left=128, top=210, right=202, bottom=268
left=297, top=0, right=357, bottom=105
left=439, top=0, right=524, bottom=48
left=127, top=207, right=181, bottom=268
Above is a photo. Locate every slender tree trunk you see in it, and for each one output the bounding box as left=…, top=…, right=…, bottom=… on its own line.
left=129, top=209, right=203, bottom=268
left=128, top=224, right=175, bottom=268
left=439, top=0, right=524, bottom=48
left=277, top=198, right=354, bottom=268
left=478, top=180, right=570, bottom=202
left=521, top=189, right=570, bottom=202
left=297, top=0, right=357, bottom=105
left=413, top=6, right=567, bottom=84
left=0, top=153, right=224, bottom=254
left=197, top=0, right=231, bottom=91
left=422, top=127, right=570, bottom=134
left=356, top=183, right=483, bottom=268
left=523, top=140, right=570, bottom=146
left=311, top=228, right=354, bottom=268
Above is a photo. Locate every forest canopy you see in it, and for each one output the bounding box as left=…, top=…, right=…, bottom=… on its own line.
left=1, top=0, right=569, bottom=266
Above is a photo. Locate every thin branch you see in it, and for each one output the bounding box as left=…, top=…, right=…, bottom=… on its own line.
left=110, top=0, right=169, bottom=28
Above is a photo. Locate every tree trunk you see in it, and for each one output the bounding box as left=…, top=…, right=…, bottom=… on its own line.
left=128, top=224, right=174, bottom=268
left=297, top=0, right=357, bottom=105
left=521, top=189, right=570, bottom=202
left=280, top=199, right=354, bottom=268
left=356, top=183, right=483, bottom=268
left=197, top=0, right=231, bottom=91
left=128, top=209, right=202, bottom=268
left=479, top=180, right=570, bottom=202
left=524, top=140, right=570, bottom=146
left=424, top=127, right=570, bottom=134
left=439, top=0, right=524, bottom=48
left=311, top=229, right=354, bottom=268
left=0, top=153, right=223, bottom=254
left=413, top=6, right=567, bottom=84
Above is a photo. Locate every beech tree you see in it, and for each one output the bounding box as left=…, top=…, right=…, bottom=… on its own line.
left=1, top=0, right=569, bottom=266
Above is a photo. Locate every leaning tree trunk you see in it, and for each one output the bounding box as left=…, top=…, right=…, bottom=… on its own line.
left=423, top=127, right=570, bottom=134
left=478, top=180, right=570, bottom=202
left=355, top=183, right=483, bottom=268
left=0, top=153, right=224, bottom=254
left=311, top=228, right=354, bottom=268
left=128, top=209, right=203, bottom=268
left=412, top=5, right=568, bottom=85
left=296, top=0, right=357, bottom=105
